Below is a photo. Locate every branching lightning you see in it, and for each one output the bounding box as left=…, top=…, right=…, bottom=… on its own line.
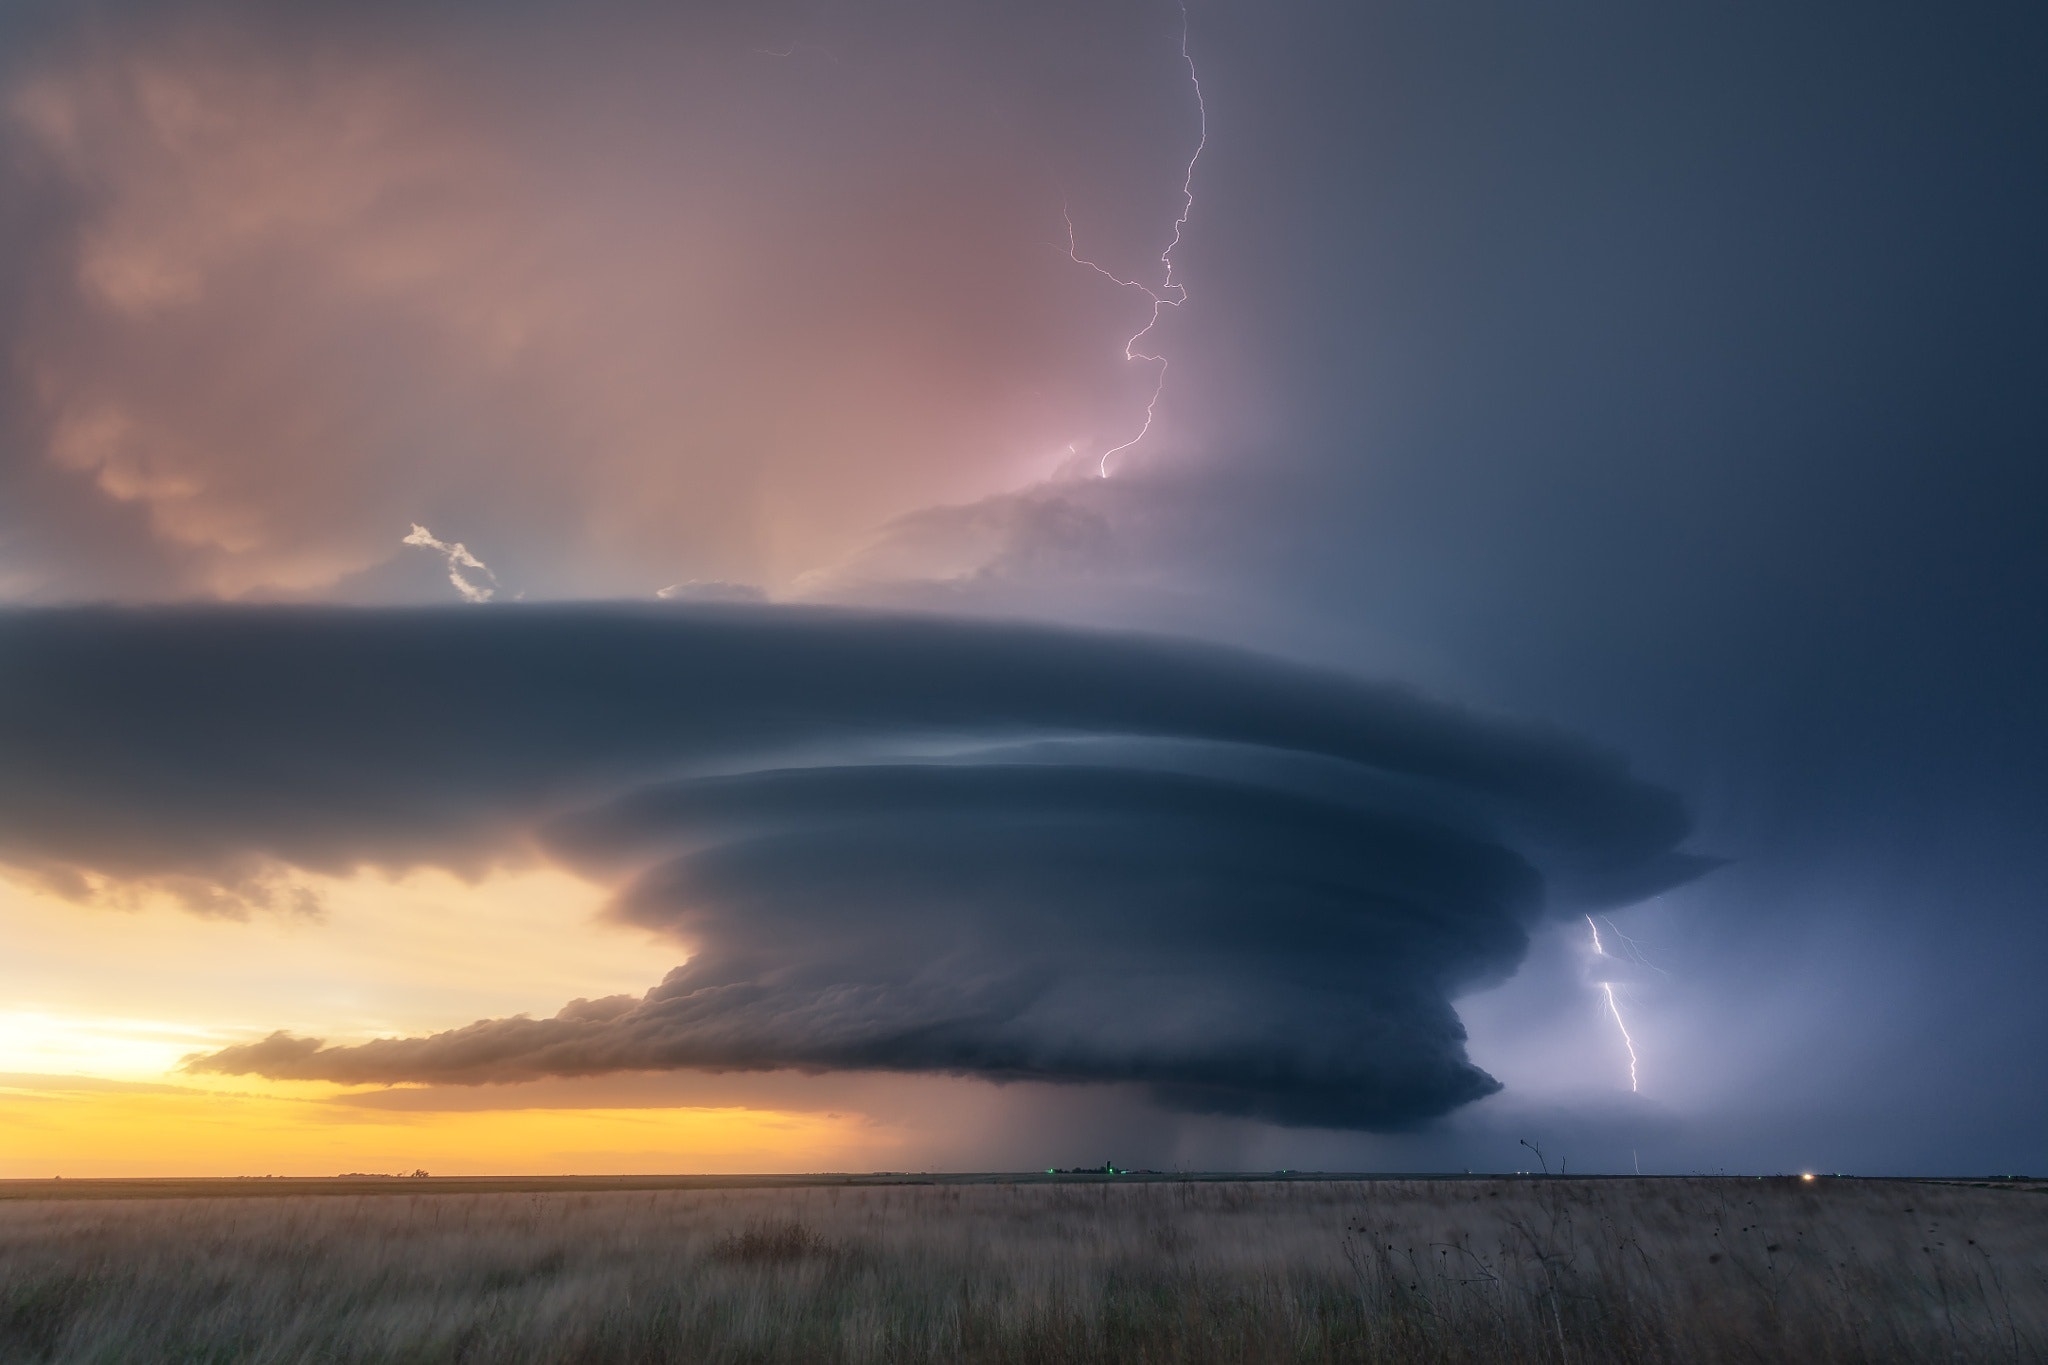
left=1064, top=1, right=1206, bottom=478
left=1587, top=914, right=1640, bottom=1092
left=1597, top=914, right=1669, bottom=978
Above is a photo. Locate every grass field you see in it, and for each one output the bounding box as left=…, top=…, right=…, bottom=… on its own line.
left=2, top=1175, right=2043, bottom=1363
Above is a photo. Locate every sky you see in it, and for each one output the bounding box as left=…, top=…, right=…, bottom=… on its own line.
left=1, top=0, right=2043, bottom=1178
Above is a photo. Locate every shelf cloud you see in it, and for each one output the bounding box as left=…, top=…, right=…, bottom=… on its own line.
left=0, top=603, right=1702, bottom=1127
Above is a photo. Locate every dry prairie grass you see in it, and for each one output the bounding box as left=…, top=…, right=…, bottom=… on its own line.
left=1, top=1177, right=2043, bottom=1363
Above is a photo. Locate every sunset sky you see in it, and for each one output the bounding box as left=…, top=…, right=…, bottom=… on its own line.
left=2, top=0, right=2044, bottom=1178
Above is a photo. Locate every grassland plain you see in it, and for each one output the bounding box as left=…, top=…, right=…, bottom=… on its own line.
left=1, top=1175, right=2043, bottom=1363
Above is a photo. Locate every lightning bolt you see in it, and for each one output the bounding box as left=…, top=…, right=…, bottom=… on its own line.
left=1597, top=914, right=1669, bottom=977
left=1587, top=914, right=1640, bottom=1092
left=1064, top=0, right=1206, bottom=479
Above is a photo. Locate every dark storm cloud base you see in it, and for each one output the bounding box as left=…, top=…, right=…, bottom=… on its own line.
left=0, top=604, right=1702, bottom=1127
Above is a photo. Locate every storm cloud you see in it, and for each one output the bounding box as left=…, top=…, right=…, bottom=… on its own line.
left=0, top=0, right=1205, bottom=602
left=0, top=0, right=2036, bottom=1171
left=0, top=602, right=1701, bottom=1126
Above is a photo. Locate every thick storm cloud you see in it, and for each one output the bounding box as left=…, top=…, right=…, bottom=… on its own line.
left=0, top=603, right=1701, bottom=1127
left=206, top=764, right=1547, bottom=1127
left=0, top=0, right=2035, bottom=1171
left=0, top=0, right=1208, bottom=602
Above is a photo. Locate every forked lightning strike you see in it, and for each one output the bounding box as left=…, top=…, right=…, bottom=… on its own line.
left=1065, top=1, right=1206, bottom=478
left=1587, top=914, right=1641, bottom=1092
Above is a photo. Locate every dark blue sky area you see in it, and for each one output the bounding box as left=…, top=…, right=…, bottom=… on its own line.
left=1154, top=0, right=2048, bottom=1172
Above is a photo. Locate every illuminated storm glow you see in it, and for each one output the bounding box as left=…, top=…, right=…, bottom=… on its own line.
left=1587, top=914, right=1641, bottom=1092
left=1064, top=0, right=1207, bottom=478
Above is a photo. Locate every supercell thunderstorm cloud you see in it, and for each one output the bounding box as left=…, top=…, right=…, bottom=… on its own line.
left=1, top=604, right=1701, bottom=1128
left=0, top=0, right=2042, bottom=1180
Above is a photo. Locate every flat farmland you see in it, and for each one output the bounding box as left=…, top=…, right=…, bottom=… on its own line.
left=2, top=1175, right=2042, bottom=1363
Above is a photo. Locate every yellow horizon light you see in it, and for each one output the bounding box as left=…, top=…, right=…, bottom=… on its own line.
left=0, top=1077, right=891, bottom=1179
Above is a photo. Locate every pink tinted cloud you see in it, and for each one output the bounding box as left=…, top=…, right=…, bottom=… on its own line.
left=3, top=2, right=1140, bottom=601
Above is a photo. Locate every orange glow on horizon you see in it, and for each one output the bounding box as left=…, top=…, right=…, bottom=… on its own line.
left=0, top=1076, right=889, bottom=1178
left=0, top=864, right=672, bottom=1081
left=0, top=863, right=941, bottom=1177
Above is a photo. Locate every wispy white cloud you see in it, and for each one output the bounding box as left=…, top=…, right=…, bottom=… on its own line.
left=402, top=524, right=498, bottom=603
left=656, top=580, right=766, bottom=603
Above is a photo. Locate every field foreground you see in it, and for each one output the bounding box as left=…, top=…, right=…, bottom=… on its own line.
left=2, top=1176, right=2043, bottom=1363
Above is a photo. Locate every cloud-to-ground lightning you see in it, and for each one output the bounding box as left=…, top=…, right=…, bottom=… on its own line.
left=1064, top=1, right=1206, bottom=478
left=1587, top=914, right=1641, bottom=1092
left=402, top=524, right=499, bottom=603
